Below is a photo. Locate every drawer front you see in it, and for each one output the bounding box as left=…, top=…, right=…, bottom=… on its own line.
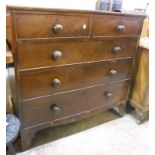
left=18, top=39, right=137, bottom=69
left=93, top=15, right=143, bottom=37
left=15, top=14, right=90, bottom=39
left=20, top=59, right=133, bottom=99
left=22, top=81, right=130, bottom=127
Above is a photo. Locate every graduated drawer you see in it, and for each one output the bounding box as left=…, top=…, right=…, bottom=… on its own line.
left=22, top=80, right=130, bottom=127
left=20, top=59, right=133, bottom=100
left=93, top=15, right=143, bottom=37
left=15, top=14, right=90, bottom=39
left=17, top=39, right=137, bottom=70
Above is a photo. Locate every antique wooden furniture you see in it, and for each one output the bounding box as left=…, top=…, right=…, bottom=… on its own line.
left=7, top=6, right=146, bottom=150
left=129, top=37, right=149, bottom=124
left=129, top=18, right=149, bottom=124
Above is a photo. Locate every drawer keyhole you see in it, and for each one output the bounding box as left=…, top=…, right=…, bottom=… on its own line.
left=82, top=24, right=87, bottom=30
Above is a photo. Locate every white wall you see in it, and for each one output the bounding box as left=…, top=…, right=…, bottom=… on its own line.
left=6, top=0, right=97, bottom=10
left=6, top=0, right=149, bottom=11
left=122, top=0, right=149, bottom=11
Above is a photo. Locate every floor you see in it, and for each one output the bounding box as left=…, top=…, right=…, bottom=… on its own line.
left=16, top=113, right=149, bottom=155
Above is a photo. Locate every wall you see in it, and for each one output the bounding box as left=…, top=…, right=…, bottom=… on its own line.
left=6, top=0, right=149, bottom=11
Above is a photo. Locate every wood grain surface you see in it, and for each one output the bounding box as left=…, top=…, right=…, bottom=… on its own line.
left=7, top=6, right=146, bottom=150
left=22, top=80, right=130, bottom=127
left=17, top=39, right=137, bottom=69
left=20, top=58, right=133, bottom=100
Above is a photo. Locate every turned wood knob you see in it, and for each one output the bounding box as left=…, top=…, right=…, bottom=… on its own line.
left=116, top=25, right=125, bottom=32
left=52, top=51, right=62, bottom=60
left=51, top=105, right=61, bottom=114
left=52, top=79, right=61, bottom=88
left=53, top=24, right=63, bottom=34
left=109, top=69, right=117, bottom=76
left=104, top=91, right=113, bottom=97
left=112, top=46, right=121, bottom=54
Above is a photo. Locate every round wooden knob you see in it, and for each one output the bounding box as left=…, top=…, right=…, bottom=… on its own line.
left=109, top=70, right=117, bottom=76
left=116, top=25, right=125, bottom=32
left=52, top=51, right=62, bottom=60
left=52, top=79, right=61, bottom=88
left=51, top=105, right=61, bottom=114
left=112, top=46, right=121, bottom=54
left=53, top=24, right=63, bottom=34
left=104, top=91, right=113, bottom=97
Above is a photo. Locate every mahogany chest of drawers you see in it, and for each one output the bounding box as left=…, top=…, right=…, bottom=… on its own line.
left=8, top=6, right=146, bottom=150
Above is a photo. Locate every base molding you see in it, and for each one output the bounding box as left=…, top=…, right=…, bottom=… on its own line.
left=20, top=101, right=126, bottom=151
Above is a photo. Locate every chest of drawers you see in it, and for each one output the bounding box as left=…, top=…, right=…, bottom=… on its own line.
left=8, top=6, right=146, bottom=150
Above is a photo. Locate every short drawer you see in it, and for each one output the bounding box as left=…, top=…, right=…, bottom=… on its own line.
left=15, top=14, right=90, bottom=39
left=93, top=15, right=143, bottom=37
left=18, top=39, right=137, bottom=69
left=22, top=80, right=130, bottom=127
left=20, top=59, right=133, bottom=100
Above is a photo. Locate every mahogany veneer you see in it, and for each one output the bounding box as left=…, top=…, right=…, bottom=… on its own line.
left=18, top=39, right=137, bottom=69
left=7, top=6, right=146, bottom=151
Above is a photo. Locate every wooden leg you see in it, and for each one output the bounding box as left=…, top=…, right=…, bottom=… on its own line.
left=20, top=128, right=34, bottom=151
left=136, top=111, right=144, bottom=124
left=118, top=103, right=126, bottom=117
left=7, top=144, right=16, bottom=155
left=112, top=103, right=126, bottom=117
left=20, top=124, right=50, bottom=151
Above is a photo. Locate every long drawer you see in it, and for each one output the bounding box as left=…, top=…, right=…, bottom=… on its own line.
left=93, top=15, right=143, bottom=37
left=20, top=59, right=133, bottom=100
left=18, top=39, right=137, bottom=69
left=15, top=14, right=90, bottom=39
left=22, top=80, right=130, bottom=127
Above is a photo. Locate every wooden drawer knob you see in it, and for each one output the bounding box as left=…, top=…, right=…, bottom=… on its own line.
left=52, top=79, right=61, bottom=88
left=116, top=25, right=125, bottom=32
left=53, top=24, right=63, bottom=34
left=112, top=46, right=121, bottom=54
left=51, top=105, right=61, bottom=114
left=104, top=91, right=113, bottom=97
left=52, top=51, right=62, bottom=60
left=109, top=70, right=117, bottom=76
